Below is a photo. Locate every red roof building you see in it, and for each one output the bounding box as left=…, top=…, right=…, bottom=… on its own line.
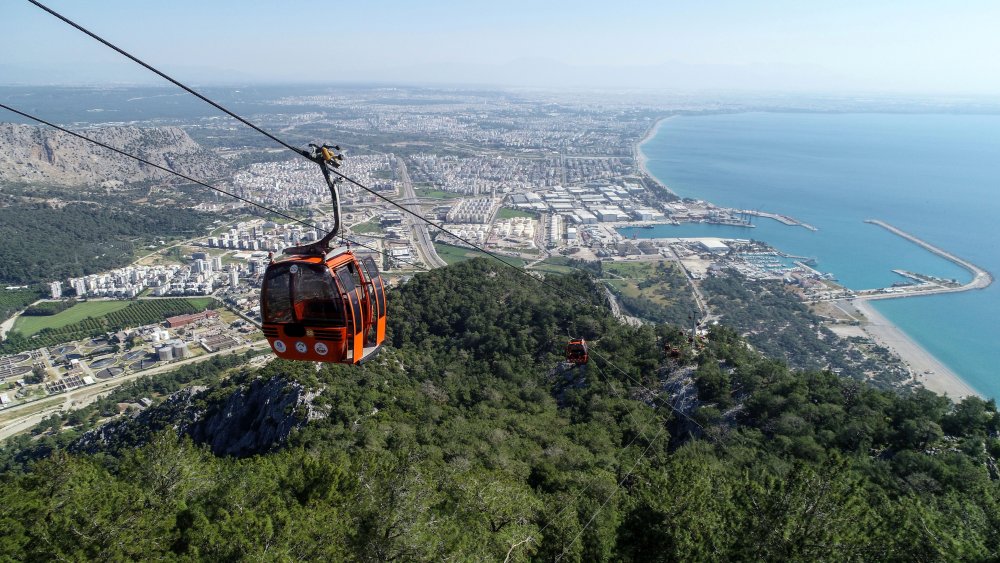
left=165, top=309, right=219, bottom=328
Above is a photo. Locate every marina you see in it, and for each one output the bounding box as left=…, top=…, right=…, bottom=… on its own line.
left=638, top=112, right=1000, bottom=399
left=844, top=220, right=993, bottom=301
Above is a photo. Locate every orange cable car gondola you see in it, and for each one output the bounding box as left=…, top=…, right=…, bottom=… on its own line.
left=566, top=338, right=589, bottom=365
left=260, top=144, right=387, bottom=364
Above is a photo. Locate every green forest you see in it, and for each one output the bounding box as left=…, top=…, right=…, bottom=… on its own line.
left=0, top=287, right=42, bottom=322
left=0, top=199, right=210, bottom=285
left=1, top=259, right=999, bottom=561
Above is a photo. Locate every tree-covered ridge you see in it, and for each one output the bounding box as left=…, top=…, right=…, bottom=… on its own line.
left=0, top=199, right=210, bottom=285
left=2, top=259, right=999, bottom=561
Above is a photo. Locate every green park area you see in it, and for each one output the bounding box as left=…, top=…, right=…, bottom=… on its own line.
left=496, top=207, right=537, bottom=220
left=350, top=219, right=384, bottom=235
left=181, top=297, right=218, bottom=310
left=433, top=243, right=526, bottom=268
left=527, top=256, right=576, bottom=275
left=414, top=185, right=458, bottom=199
left=14, top=301, right=130, bottom=337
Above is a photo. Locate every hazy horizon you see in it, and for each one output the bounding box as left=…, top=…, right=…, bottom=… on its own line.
left=3, top=1, right=1000, bottom=95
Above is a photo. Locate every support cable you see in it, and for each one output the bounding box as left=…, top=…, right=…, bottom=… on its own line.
left=554, top=423, right=667, bottom=562
left=0, top=102, right=432, bottom=273
left=27, top=0, right=612, bottom=310
left=529, top=360, right=661, bottom=550
left=25, top=1, right=709, bottom=440
left=30, top=0, right=541, bottom=275
left=25, top=7, right=722, bottom=555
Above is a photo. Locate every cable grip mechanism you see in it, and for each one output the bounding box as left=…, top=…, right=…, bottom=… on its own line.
left=308, top=143, right=344, bottom=167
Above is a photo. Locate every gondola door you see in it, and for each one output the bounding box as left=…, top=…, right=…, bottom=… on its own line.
left=335, top=267, right=365, bottom=363
left=360, top=256, right=387, bottom=346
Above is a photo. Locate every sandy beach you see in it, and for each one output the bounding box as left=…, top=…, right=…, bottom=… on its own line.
left=635, top=116, right=673, bottom=176
left=852, top=299, right=979, bottom=400
left=634, top=117, right=981, bottom=401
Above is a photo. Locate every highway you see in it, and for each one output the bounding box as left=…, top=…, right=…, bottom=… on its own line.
left=395, top=157, right=448, bottom=269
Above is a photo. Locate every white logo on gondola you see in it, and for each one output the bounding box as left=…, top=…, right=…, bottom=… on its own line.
left=295, top=341, right=308, bottom=354
left=314, top=342, right=329, bottom=355
left=273, top=340, right=286, bottom=353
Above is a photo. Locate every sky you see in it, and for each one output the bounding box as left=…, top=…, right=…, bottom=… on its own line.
left=2, top=0, right=999, bottom=94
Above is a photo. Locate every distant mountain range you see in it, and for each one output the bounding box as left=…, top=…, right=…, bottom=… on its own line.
left=0, top=59, right=842, bottom=92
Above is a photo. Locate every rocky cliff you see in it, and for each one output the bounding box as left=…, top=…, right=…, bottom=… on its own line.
left=73, top=376, right=322, bottom=457
left=0, top=123, right=227, bottom=186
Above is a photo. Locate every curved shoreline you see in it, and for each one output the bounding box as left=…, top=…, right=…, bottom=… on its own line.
left=635, top=116, right=675, bottom=194
left=863, top=219, right=993, bottom=296
left=853, top=299, right=980, bottom=399
left=634, top=115, right=984, bottom=401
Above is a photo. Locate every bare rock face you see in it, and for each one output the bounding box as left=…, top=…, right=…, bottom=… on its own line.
left=187, top=377, right=314, bottom=457
left=73, top=376, right=322, bottom=458
left=0, top=123, right=227, bottom=186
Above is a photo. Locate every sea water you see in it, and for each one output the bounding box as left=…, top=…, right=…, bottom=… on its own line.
left=624, top=112, right=1000, bottom=398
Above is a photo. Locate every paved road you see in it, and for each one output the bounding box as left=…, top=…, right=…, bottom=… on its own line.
left=602, top=285, right=643, bottom=327
left=395, top=157, right=447, bottom=269
left=0, top=341, right=266, bottom=441
left=534, top=212, right=551, bottom=256
left=0, top=299, right=42, bottom=339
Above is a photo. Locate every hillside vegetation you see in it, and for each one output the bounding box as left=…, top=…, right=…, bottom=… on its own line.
left=0, top=197, right=212, bottom=286
left=1, top=259, right=999, bottom=561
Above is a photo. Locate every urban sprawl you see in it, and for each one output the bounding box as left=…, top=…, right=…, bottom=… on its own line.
left=2, top=88, right=960, bottom=412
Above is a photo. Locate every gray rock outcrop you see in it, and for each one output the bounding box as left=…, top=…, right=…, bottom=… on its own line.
left=0, top=123, right=227, bottom=186
left=72, top=376, right=322, bottom=458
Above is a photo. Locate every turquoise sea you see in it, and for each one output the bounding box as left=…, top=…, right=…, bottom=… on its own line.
left=623, top=113, right=1000, bottom=398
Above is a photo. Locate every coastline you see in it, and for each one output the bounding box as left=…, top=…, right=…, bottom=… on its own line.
left=852, top=299, right=979, bottom=399
left=635, top=116, right=673, bottom=186
left=865, top=219, right=994, bottom=294
left=633, top=115, right=982, bottom=401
